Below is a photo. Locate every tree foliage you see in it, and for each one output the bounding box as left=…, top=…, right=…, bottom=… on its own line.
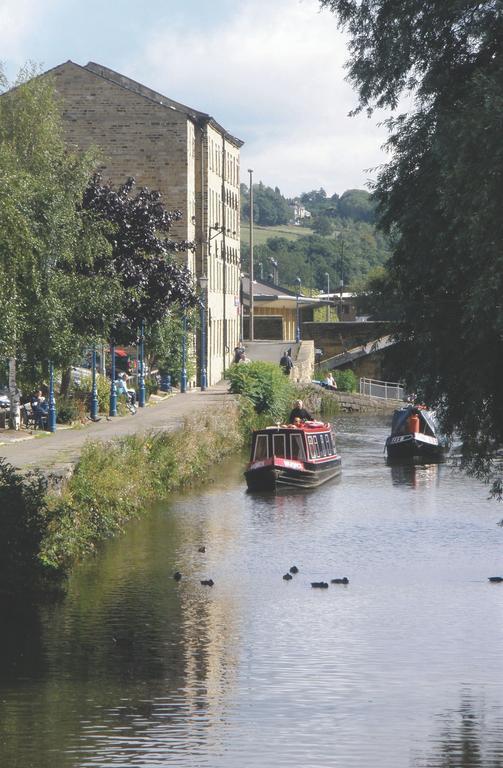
left=0, top=65, right=113, bottom=380
left=241, top=182, right=291, bottom=226
left=0, top=67, right=198, bottom=392
left=319, top=0, right=503, bottom=490
left=81, top=175, right=197, bottom=343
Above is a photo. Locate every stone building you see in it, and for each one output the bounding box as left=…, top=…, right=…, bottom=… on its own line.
left=45, top=60, right=243, bottom=386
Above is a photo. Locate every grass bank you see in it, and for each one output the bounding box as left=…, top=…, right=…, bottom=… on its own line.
left=0, top=403, right=241, bottom=596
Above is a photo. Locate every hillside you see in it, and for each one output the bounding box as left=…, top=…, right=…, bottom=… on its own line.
left=240, top=183, right=390, bottom=291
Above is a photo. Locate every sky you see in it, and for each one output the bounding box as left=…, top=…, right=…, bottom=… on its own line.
left=0, top=0, right=390, bottom=197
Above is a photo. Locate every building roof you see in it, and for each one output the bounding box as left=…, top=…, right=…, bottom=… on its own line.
left=50, top=60, right=244, bottom=148
left=241, top=276, right=329, bottom=308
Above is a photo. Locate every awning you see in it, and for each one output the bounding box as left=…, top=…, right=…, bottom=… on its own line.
left=115, top=348, right=128, bottom=357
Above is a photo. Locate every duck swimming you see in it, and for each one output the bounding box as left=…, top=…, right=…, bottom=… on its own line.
left=331, top=577, right=349, bottom=584
left=283, top=573, right=293, bottom=580
left=200, top=579, right=214, bottom=586
left=311, top=582, right=329, bottom=589
left=289, top=566, right=299, bottom=574
left=173, top=571, right=182, bottom=581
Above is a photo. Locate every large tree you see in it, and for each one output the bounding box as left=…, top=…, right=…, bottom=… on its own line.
left=0, top=66, right=119, bottom=419
left=320, top=0, right=503, bottom=492
left=80, top=174, right=197, bottom=344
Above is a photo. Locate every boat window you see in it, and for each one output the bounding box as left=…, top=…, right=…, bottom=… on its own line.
left=290, top=433, right=306, bottom=460
left=326, top=433, right=335, bottom=454
left=273, top=434, right=286, bottom=457
left=316, top=434, right=326, bottom=457
left=307, top=435, right=319, bottom=459
left=254, top=435, right=269, bottom=460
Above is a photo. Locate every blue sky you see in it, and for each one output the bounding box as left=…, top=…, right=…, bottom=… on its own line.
left=0, top=0, right=389, bottom=197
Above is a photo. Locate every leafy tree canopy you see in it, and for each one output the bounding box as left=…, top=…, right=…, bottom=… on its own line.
left=319, top=0, right=503, bottom=492
left=81, top=175, right=197, bottom=344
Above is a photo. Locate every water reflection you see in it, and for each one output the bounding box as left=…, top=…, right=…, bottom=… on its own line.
left=413, top=693, right=503, bottom=767
left=388, top=460, right=441, bottom=489
left=1, top=419, right=503, bottom=767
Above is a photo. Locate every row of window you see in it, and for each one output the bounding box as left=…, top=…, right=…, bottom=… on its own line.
left=208, top=139, right=239, bottom=187
left=254, top=432, right=335, bottom=462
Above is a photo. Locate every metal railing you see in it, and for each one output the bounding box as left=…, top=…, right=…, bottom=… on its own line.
left=359, top=377, right=405, bottom=401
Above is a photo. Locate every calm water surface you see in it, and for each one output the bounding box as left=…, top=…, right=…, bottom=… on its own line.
left=1, top=414, right=503, bottom=768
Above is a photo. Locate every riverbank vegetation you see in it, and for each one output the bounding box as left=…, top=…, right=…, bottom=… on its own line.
left=227, top=361, right=340, bottom=440
left=0, top=405, right=241, bottom=596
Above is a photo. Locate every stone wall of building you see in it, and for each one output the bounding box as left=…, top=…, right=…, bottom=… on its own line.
left=45, top=60, right=243, bottom=387
left=51, top=62, right=195, bottom=248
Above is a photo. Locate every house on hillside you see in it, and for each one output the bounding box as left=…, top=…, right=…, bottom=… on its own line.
left=41, top=60, right=244, bottom=386
left=289, top=199, right=311, bottom=225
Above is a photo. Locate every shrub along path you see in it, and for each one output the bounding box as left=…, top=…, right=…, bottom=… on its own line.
left=0, top=382, right=233, bottom=472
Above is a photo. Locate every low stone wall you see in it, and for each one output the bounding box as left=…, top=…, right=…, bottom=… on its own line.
left=292, top=340, right=314, bottom=384
left=331, top=391, right=403, bottom=413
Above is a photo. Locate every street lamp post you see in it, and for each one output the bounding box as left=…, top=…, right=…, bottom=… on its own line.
left=295, top=276, right=301, bottom=343
left=91, top=345, right=99, bottom=420
left=138, top=320, right=146, bottom=407
left=109, top=343, right=117, bottom=416
left=199, top=276, right=208, bottom=391
left=339, top=238, right=344, bottom=320
left=325, top=272, right=330, bottom=321
left=248, top=168, right=254, bottom=341
left=48, top=359, right=57, bottom=432
left=180, top=312, right=187, bottom=393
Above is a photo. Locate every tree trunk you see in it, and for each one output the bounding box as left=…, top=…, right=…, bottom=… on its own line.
left=8, top=357, right=20, bottom=430
left=60, top=366, right=72, bottom=398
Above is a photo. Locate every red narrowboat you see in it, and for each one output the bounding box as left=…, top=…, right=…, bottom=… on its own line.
left=245, top=421, right=342, bottom=492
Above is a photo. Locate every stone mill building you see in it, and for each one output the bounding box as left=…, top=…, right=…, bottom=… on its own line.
left=45, top=60, right=243, bottom=386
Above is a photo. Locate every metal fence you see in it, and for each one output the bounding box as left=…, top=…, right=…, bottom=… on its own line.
left=359, top=377, right=405, bottom=401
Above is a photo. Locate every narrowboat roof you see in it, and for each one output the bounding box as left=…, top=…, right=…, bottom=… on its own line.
left=254, top=421, right=331, bottom=434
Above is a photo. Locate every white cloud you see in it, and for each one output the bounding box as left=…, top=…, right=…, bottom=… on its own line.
left=0, top=0, right=58, bottom=70
left=131, top=0, right=389, bottom=195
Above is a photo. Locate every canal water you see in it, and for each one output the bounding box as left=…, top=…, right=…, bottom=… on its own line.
left=1, top=414, right=503, bottom=768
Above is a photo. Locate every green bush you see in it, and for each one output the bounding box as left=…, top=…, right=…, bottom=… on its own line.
left=0, top=460, right=62, bottom=594
left=73, top=373, right=111, bottom=413
left=56, top=397, right=79, bottom=424
left=334, top=369, right=357, bottom=392
left=227, top=361, right=294, bottom=422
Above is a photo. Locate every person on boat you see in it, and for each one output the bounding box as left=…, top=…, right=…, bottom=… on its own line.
left=288, top=399, right=313, bottom=424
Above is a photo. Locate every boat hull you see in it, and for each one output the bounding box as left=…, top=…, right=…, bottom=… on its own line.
left=385, top=433, right=446, bottom=461
left=245, top=456, right=342, bottom=492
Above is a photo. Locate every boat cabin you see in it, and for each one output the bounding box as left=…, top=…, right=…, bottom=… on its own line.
left=251, top=423, right=337, bottom=464
left=390, top=405, right=438, bottom=438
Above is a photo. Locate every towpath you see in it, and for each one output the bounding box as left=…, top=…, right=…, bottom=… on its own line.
left=0, top=382, right=233, bottom=472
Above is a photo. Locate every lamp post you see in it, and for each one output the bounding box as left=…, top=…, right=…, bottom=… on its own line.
left=295, top=276, right=301, bottom=343
left=138, top=320, right=146, bottom=407
left=180, top=312, right=187, bottom=393
left=325, top=272, right=330, bottom=321
left=248, top=168, right=254, bottom=341
left=199, top=276, right=208, bottom=391
left=109, top=342, right=117, bottom=416
left=91, top=345, right=99, bottom=420
left=48, top=359, right=56, bottom=432
left=339, top=238, right=344, bottom=320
